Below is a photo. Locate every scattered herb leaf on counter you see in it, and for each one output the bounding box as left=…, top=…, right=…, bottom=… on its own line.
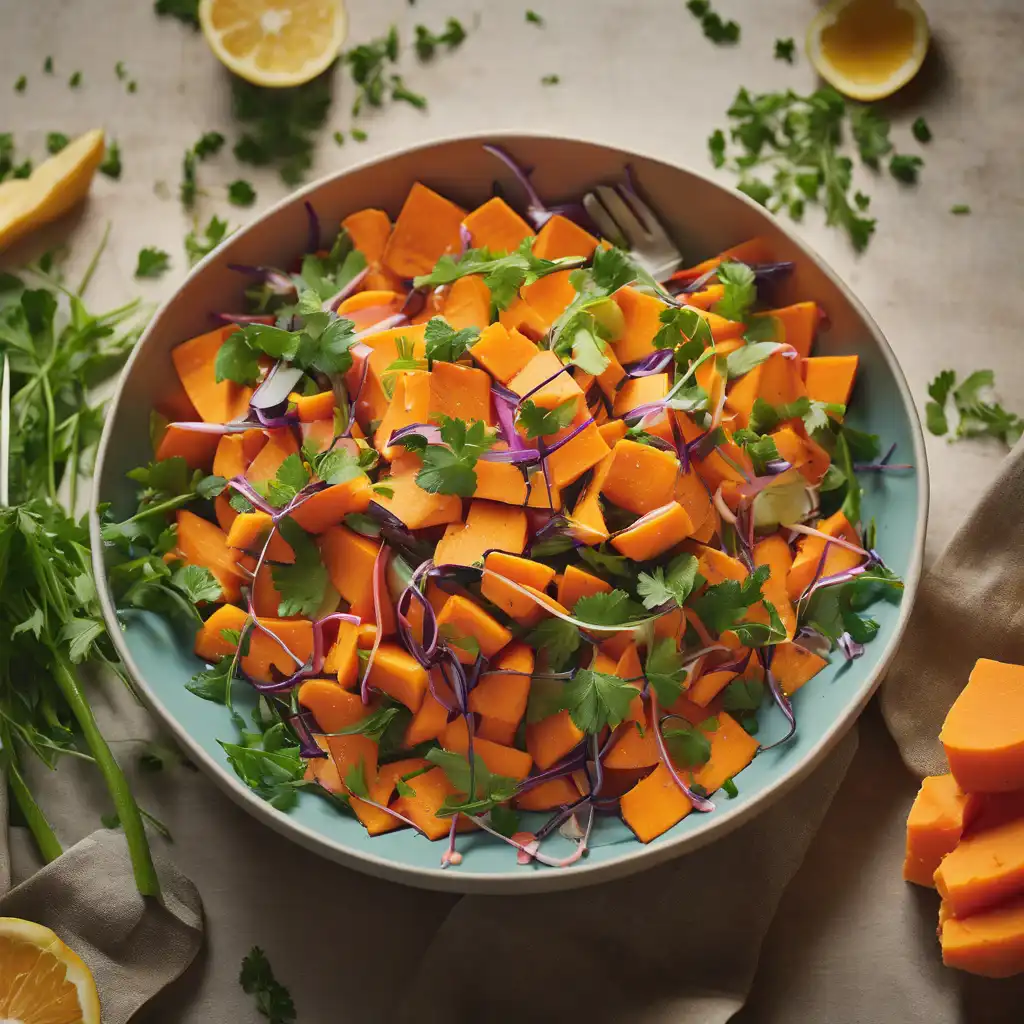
left=889, top=153, right=923, bottom=184
left=541, top=74, right=560, bottom=85
left=912, top=116, right=932, bottom=143
left=43, top=56, right=53, bottom=73
left=136, top=246, right=171, bottom=278
left=14, top=75, right=27, bottom=93
left=99, top=141, right=122, bottom=180
left=115, top=60, right=128, bottom=81
left=950, top=204, right=971, bottom=215
left=184, top=214, right=232, bottom=265
left=154, top=0, right=200, bottom=29
left=351, top=127, right=368, bottom=142
left=332, top=130, right=345, bottom=145
left=774, top=37, right=795, bottom=62
left=240, top=947, right=296, bottom=1024
left=390, top=75, right=427, bottom=109
left=414, top=18, right=467, bottom=60
left=69, top=71, right=82, bottom=88
left=686, top=0, right=740, bottom=44
left=193, top=131, right=226, bottom=159
left=526, top=9, right=543, bottom=24
left=925, top=369, right=1023, bottom=445
left=228, top=179, right=257, bottom=206
left=46, top=133, right=69, bottom=155
left=345, top=26, right=399, bottom=114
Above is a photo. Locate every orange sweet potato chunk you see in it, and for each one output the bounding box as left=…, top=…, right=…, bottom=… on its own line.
left=612, top=503, right=695, bottom=562
left=600, top=439, right=679, bottom=516
left=787, top=510, right=864, bottom=601
left=374, top=372, right=430, bottom=457
left=940, top=896, right=1024, bottom=978
left=520, top=271, right=577, bottom=327
left=687, top=667, right=739, bottom=707
left=546, top=419, right=611, bottom=490
left=726, top=352, right=807, bottom=429
left=612, top=373, right=669, bottom=419
left=620, top=763, right=692, bottom=842
left=803, top=355, right=859, bottom=408
left=527, top=709, right=584, bottom=771
left=342, top=208, right=392, bottom=264
left=194, top=604, right=248, bottom=662
left=171, top=326, right=254, bottom=424
left=473, top=459, right=529, bottom=505
left=404, top=669, right=455, bottom=746
left=436, top=593, right=513, bottom=664
left=936, top=815, right=1024, bottom=917
left=390, top=766, right=459, bottom=840
left=241, top=618, right=314, bottom=683
left=382, top=182, right=466, bottom=278
left=756, top=302, right=820, bottom=359
left=434, top=501, right=528, bottom=566
left=471, top=324, right=539, bottom=384
left=441, top=275, right=492, bottom=331
left=289, top=478, right=373, bottom=534
left=298, top=678, right=373, bottom=733
left=429, top=360, right=494, bottom=425
left=320, top=526, right=385, bottom=622
left=323, top=621, right=360, bottom=689
left=557, top=564, right=612, bottom=610
left=605, top=717, right=660, bottom=770
left=903, top=774, right=979, bottom=889
left=531, top=214, right=597, bottom=260
left=772, top=641, right=827, bottom=696
left=155, top=426, right=219, bottom=471
left=175, top=510, right=242, bottom=603
left=462, top=196, right=532, bottom=252
left=940, top=659, right=1024, bottom=794
left=481, top=552, right=556, bottom=622
left=670, top=237, right=774, bottom=284
left=442, top=717, right=533, bottom=780
left=245, top=429, right=300, bottom=484
left=508, top=350, right=584, bottom=412
left=373, top=468, right=463, bottom=531
left=365, top=643, right=429, bottom=712
left=514, top=776, right=580, bottom=811
left=469, top=642, right=533, bottom=738
left=612, top=287, right=667, bottom=364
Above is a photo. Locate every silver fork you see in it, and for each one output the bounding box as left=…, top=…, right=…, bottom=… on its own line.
left=0, top=354, right=9, bottom=508
left=583, top=180, right=683, bottom=281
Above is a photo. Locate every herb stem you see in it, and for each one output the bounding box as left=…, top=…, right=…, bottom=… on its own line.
left=51, top=653, right=160, bottom=896
left=40, top=373, right=58, bottom=500
left=4, top=749, right=63, bottom=862
left=77, top=221, right=111, bottom=296
left=118, top=492, right=197, bottom=526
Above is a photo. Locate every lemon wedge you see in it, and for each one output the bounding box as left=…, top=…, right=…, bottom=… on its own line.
left=0, top=129, right=105, bottom=253
left=807, top=0, right=930, bottom=102
left=0, top=917, right=101, bottom=1024
left=199, top=0, right=348, bottom=88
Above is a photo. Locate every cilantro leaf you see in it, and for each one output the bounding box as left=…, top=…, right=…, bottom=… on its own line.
left=186, top=656, right=235, bottom=704
left=525, top=9, right=543, bottom=24
left=426, top=748, right=518, bottom=817
left=889, top=154, right=923, bottom=184
left=802, top=566, right=903, bottom=645
left=414, top=17, right=467, bottom=61
left=220, top=739, right=305, bottom=810
left=517, top=397, right=577, bottom=439
left=645, top=637, right=688, bottom=705
left=732, top=428, right=781, bottom=475
left=214, top=331, right=262, bottom=384
left=170, top=564, right=222, bottom=604
left=135, top=247, right=171, bottom=279
left=391, top=75, right=427, bottom=109
left=344, top=757, right=370, bottom=798
left=265, top=454, right=310, bottom=507
left=711, top=261, right=756, bottom=322
left=849, top=105, right=892, bottom=168
left=834, top=430, right=861, bottom=526
left=395, top=415, right=496, bottom=497
left=690, top=564, right=770, bottom=637
left=46, top=132, right=69, bottom=154
left=185, top=214, right=231, bottom=266
left=98, top=140, right=122, bottom=180
left=573, top=589, right=646, bottom=626
left=722, top=677, right=765, bottom=713
left=951, top=370, right=1023, bottom=445
left=228, top=179, right=257, bottom=206
left=155, top=0, right=200, bottom=29
left=271, top=518, right=329, bottom=617
left=774, top=37, right=795, bottom=63
left=911, top=116, right=932, bottom=143
left=950, top=204, right=971, bottom=215
left=662, top=718, right=715, bottom=769
left=708, top=128, right=727, bottom=169
left=312, top=446, right=365, bottom=486
left=423, top=316, right=479, bottom=364
left=636, top=553, right=700, bottom=610
left=240, top=947, right=296, bottom=1024
left=560, top=668, right=638, bottom=733
left=193, top=131, right=225, bottom=159
left=526, top=618, right=581, bottom=672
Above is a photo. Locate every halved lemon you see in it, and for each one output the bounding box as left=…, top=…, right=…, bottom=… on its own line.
left=0, top=129, right=105, bottom=253
left=0, top=917, right=101, bottom=1024
left=807, top=0, right=930, bottom=102
left=199, top=0, right=348, bottom=88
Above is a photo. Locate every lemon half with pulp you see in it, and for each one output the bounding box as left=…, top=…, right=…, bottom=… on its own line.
left=807, top=0, right=930, bottom=102
left=199, top=0, right=348, bottom=88
left=0, top=917, right=101, bottom=1024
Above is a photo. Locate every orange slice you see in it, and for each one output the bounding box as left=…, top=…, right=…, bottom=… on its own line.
left=0, top=917, right=101, bottom=1023
left=199, top=0, right=348, bottom=88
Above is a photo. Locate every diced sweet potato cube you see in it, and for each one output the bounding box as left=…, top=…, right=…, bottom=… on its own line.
left=771, top=641, right=827, bottom=695
left=171, top=326, right=253, bottom=424
left=365, top=643, right=429, bottom=712
left=527, top=709, right=585, bottom=771
left=434, top=501, right=528, bottom=566
left=612, top=373, right=669, bottom=419
left=508, top=350, right=584, bottom=412
left=436, top=593, right=513, bottom=664
left=727, top=352, right=807, bottom=429
left=514, top=776, right=580, bottom=811
left=940, top=896, right=1024, bottom=978
left=557, top=564, right=612, bottom=610
left=786, top=510, right=864, bottom=601
left=803, top=355, right=858, bottom=408
left=620, top=763, right=692, bottom=842
left=612, top=287, right=668, bottom=364
left=469, top=642, right=533, bottom=739
left=382, top=182, right=466, bottom=278
left=175, top=510, right=243, bottom=603
left=442, top=717, right=533, bottom=780
left=298, top=678, right=373, bottom=732
left=546, top=420, right=611, bottom=490
left=903, top=774, right=979, bottom=888
left=471, top=323, right=540, bottom=384
left=482, top=552, right=556, bottom=622
left=600, top=439, right=679, bottom=515
left=429, top=360, right=494, bottom=425
left=611, top=502, right=695, bottom=561
left=461, top=196, right=532, bottom=252
left=194, top=604, right=248, bottom=662
left=472, top=459, right=528, bottom=505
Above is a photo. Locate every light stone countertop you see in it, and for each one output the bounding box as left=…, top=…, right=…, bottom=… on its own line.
left=2, top=1, right=1022, bottom=1020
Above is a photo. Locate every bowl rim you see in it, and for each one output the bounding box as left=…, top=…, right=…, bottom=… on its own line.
left=90, top=129, right=929, bottom=894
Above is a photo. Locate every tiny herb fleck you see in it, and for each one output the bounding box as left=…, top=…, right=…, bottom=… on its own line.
left=774, top=38, right=795, bottom=62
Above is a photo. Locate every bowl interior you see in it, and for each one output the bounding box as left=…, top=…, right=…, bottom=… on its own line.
left=93, top=135, right=926, bottom=893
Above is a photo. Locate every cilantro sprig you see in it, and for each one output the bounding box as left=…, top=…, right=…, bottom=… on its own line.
left=925, top=368, right=1023, bottom=445
left=637, top=553, right=701, bottom=610
left=240, top=947, right=296, bottom=1024
left=517, top=397, right=577, bottom=439
left=559, top=668, right=638, bottom=733
left=393, top=414, right=497, bottom=496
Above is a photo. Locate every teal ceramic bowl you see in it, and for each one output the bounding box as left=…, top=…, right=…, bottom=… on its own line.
left=91, top=134, right=928, bottom=893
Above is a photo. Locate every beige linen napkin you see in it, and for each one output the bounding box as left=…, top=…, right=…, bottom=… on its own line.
left=0, top=682, right=204, bottom=1022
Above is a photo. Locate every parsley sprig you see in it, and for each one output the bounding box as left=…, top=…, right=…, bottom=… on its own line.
left=393, top=414, right=497, bottom=496
left=926, top=368, right=1023, bottom=445
left=240, top=947, right=296, bottom=1024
